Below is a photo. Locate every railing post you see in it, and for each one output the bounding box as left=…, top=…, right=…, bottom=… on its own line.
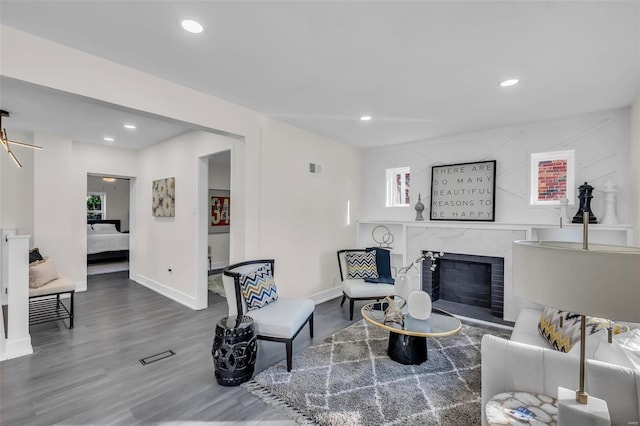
left=1, top=232, right=32, bottom=360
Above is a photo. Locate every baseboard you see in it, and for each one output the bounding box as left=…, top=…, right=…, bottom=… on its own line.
left=2, top=336, right=33, bottom=361
left=134, top=274, right=197, bottom=310
left=309, top=286, right=343, bottom=305
left=75, top=280, right=87, bottom=292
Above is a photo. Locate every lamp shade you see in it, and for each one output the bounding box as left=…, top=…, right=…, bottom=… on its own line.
left=513, top=241, right=640, bottom=322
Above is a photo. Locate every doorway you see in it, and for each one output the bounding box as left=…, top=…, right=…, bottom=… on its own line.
left=86, top=174, right=131, bottom=276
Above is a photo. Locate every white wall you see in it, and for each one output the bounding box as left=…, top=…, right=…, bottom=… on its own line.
left=631, top=96, right=640, bottom=245
left=258, top=117, right=363, bottom=298
left=0, top=131, right=35, bottom=245
left=87, top=175, right=130, bottom=231
left=207, top=155, right=231, bottom=269
left=362, top=108, right=632, bottom=226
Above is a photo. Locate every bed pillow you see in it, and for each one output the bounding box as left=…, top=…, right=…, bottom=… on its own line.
left=29, top=257, right=60, bottom=288
left=345, top=251, right=379, bottom=280
left=240, top=263, right=278, bottom=311
left=92, top=223, right=119, bottom=234
left=29, top=247, right=44, bottom=264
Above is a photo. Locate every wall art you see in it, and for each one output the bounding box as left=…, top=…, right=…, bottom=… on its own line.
left=209, top=189, right=230, bottom=234
left=530, top=149, right=575, bottom=206
left=152, top=177, right=175, bottom=217
left=430, top=160, right=496, bottom=221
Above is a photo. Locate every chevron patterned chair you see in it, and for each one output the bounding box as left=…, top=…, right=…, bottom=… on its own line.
left=337, top=249, right=396, bottom=320
left=222, top=259, right=314, bottom=372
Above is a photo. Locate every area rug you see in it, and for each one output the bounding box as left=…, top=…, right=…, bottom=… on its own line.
left=242, top=320, right=510, bottom=425
left=207, top=274, right=226, bottom=297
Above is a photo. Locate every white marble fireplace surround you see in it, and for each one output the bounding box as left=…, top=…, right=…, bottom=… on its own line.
left=357, top=221, right=634, bottom=323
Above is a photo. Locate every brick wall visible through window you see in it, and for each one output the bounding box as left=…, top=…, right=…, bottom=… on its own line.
left=537, top=159, right=567, bottom=200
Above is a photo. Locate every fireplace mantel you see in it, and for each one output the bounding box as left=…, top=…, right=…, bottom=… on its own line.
left=356, top=220, right=634, bottom=322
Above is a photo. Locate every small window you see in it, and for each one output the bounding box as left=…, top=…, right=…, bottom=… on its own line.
left=87, top=192, right=106, bottom=220
left=386, top=167, right=410, bottom=207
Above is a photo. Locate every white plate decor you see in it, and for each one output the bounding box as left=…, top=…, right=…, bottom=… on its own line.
left=407, top=290, right=432, bottom=320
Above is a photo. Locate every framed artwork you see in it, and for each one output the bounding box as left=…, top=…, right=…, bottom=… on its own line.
left=430, top=160, right=496, bottom=222
left=209, top=189, right=230, bottom=234
left=152, top=177, right=175, bottom=217
left=530, top=150, right=575, bottom=206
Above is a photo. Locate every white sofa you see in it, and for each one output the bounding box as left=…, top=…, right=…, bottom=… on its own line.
left=481, top=307, right=640, bottom=425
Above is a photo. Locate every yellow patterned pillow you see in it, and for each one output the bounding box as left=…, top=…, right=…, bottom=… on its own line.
left=538, top=307, right=630, bottom=352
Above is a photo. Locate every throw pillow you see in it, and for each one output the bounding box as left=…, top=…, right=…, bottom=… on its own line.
left=29, top=257, right=59, bottom=288
left=365, top=247, right=394, bottom=284
left=240, top=264, right=278, bottom=311
left=345, top=251, right=379, bottom=280
left=29, top=247, right=44, bottom=264
left=538, top=307, right=630, bottom=352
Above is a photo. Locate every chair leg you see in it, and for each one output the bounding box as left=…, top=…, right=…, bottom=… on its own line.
left=349, top=299, right=355, bottom=321
left=69, top=291, right=74, bottom=329
left=309, top=313, right=314, bottom=338
left=286, top=340, right=293, bottom=372
left=340, top=294, right=346, bottom=306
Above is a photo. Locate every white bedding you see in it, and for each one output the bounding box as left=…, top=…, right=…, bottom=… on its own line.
left=87, top=227, right=129, bottom=254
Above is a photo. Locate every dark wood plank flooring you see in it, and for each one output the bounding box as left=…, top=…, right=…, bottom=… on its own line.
left=1, top=271, right=359, bottom=425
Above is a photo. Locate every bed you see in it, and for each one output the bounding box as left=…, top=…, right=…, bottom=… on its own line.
left=87, top=219, right=129, bottom=263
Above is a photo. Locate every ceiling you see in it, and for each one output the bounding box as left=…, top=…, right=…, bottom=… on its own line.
left=1, top=1, right=639, bottom=149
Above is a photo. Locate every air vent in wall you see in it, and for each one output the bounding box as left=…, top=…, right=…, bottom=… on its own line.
left=309, top=162, right=322, bottom=176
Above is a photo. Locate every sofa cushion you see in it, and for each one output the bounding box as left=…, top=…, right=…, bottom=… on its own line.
left=538, top=307, right=630, bottom=352
left=510, top=307, right=552, bottom=348
left=29, top=257, right=60, bottom=288
left=345, top=251, right=379, bottom=280
left=365, top=247, right=394, bottom=284
left=246, top=297, right=314, bottom=338
left=29, top=275, right=75, bottom=297
left=240, top=263, right=278, bottom=311
left=568, top=329, right=636, bottom=369
left=342, top=279, right=395, bottom=298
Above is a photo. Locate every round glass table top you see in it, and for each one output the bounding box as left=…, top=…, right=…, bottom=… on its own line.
left=361, top=298, right=462, bottom=337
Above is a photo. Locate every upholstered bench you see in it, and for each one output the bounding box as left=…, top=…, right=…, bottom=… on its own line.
left=29, top=275, right=75, bottom=328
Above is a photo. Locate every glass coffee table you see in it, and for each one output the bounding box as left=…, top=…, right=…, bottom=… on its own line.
left=361, top=298, right=462, bottom=365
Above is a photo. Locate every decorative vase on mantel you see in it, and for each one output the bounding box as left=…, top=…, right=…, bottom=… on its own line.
left=414, top=193, right=425, bottom=221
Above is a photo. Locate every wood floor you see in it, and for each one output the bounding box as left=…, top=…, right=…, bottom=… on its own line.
left=0, top=271, right=359, bottom=425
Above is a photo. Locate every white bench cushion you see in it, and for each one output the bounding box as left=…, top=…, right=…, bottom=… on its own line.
left=342, top=279, right=395, bottom=299
left=29, top=276, right=75, bottom=297
left=246, top=297, right=314, bottom=338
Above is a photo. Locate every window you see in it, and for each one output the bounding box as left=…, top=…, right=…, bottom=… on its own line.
left=386, top=167, right=410, bottom=207
left=87, top=192, right=106, bottom=220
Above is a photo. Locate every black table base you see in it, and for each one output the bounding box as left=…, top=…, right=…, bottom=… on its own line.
left=212, top=315, right=257, bottom=386
left=387, top=332, right=428, bottom=365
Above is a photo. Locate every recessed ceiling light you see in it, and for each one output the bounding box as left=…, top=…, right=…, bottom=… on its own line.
left=102, top=177, right=116, bottom=183
left=124, top=124, right=136, bottom=130
left=103, top=136, right=115, bottom=142
left=499, top=78, right=519, bottom=87
left=181, top=19, right=203, bottom=34
left=360, top=115, right=372, bottom=121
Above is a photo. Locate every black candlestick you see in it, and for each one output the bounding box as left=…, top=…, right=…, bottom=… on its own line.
left=572, top=182, right=598, bottom=224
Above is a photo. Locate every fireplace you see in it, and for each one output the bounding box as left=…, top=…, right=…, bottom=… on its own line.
left=422, top=251, right=504, bottom=318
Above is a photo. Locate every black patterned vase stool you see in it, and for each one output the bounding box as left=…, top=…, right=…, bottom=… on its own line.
left=212, top=315, right=257, bottom=386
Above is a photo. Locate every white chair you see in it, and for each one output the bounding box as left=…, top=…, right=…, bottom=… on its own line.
left=222, top=259, right=314, bottom=371
left=337, top=249, right=396, bottom=320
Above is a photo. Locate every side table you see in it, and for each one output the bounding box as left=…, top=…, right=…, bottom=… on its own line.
left=212, top=315, right=257, bottom=386
left=486, top=391, right=558, bottom=425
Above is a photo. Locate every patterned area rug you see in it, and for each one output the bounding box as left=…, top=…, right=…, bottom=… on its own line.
left=243, top=320, right=510, bottom=425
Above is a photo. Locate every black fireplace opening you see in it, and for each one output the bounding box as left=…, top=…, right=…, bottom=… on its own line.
left=422, top=251, right=504, bottom=319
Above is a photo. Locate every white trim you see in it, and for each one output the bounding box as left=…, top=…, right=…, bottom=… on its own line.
left=455, top=314, right=514, bottom=331
left=2, top=337, right=33, bottom=361
left=308, top=286, right=343, bottom=305
left=134, top=274, right=198, bottom=310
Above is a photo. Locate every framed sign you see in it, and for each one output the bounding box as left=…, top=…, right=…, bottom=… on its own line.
left=209, top=189, right=230, bottom=234
left=430, top=160, right=496, bottom=221
left=530, top=150, right=575, bottom=206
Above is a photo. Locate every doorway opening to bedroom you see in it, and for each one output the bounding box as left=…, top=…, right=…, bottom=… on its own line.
left=86, top=175, right=131, bottom=276
left=206, top=150, right=231, bottom=299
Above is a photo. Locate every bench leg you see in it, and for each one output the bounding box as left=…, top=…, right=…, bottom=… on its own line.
left=69, top=291, right=74, bottom=329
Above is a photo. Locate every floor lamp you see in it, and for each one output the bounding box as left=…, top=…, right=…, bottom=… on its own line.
left=513, top=219, right=640, bottom=419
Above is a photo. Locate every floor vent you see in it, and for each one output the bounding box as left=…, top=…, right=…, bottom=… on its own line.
left=139, top=350, right=176, bottom=365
